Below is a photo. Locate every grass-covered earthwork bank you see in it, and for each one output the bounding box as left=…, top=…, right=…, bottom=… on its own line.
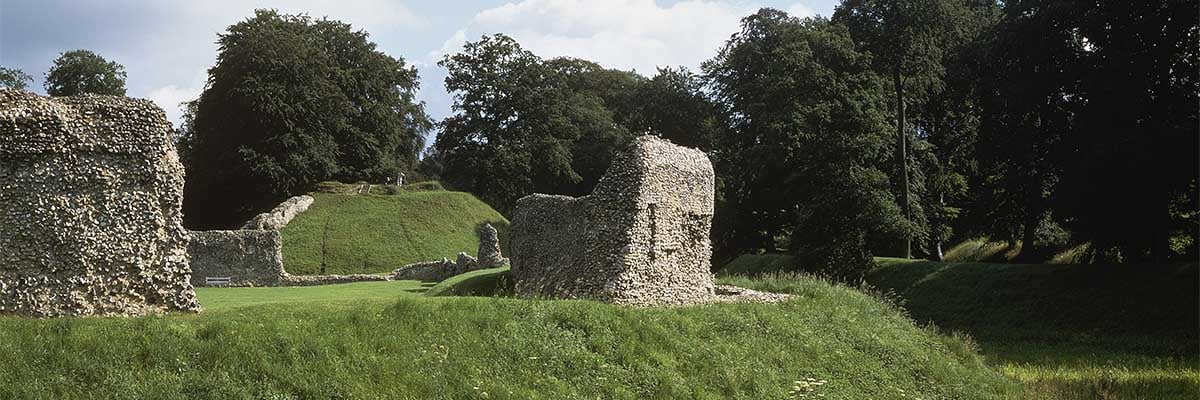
left=721, top=255, right=1200, bottom=399
left=281, top=190, right=508, bottom=275
left=0, top=277, right=1019, bottom=399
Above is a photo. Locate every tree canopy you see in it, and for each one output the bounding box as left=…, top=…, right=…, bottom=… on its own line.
left=0, top=67, right=32, bottom=90
left=432, top=34, right=717, bottom=214
left=182, top=9, right=431, bottom=229
left=43, top=49, right=127, bottom=96
left=705, top=9, right=905, bottom=277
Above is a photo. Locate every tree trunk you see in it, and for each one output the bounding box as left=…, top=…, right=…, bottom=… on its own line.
left=1019, top=179, right=1043, bottom=263
left=1153, top=187, right=1170, bottom=264
left=933, top=193, right=945, bottom=261
left=895, top=68, right=912, bottom=259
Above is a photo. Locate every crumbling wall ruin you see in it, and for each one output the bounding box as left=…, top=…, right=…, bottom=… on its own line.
left=509, top=136, right=716, bottom=306
left=188, top=229, right=388, bottom=287
left=241, top=194, right=313, bottom=230
left=477, top=223, right=508, bottom=269
left=0, top=89, right=200, bottom=316
left=187, top=230, right=287, bottom=287
left=390, top=223, right=509, bottom=282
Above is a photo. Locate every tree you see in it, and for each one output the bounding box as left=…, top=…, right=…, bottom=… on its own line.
left=43, top=50, right=126, bottom=96
left=183, top=9, right=431, bottom=229
left=1050, top=0, right=1198, bottom=262
left=628, top=67, right=721, bottom=150
left=434, top=34, right=637, bottom=213
left=834, top=0, right=977, bottom=258
left=705, top=9, right=905, bottom=278
left=0, top=67, right=32, bottom=90
left=971, top=0, right=1086, bottom=260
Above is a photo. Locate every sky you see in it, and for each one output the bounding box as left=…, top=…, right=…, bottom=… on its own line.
left=0, top=0, right=838, bottom=133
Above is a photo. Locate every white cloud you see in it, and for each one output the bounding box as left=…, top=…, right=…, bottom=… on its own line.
left=435, top=0, right=758, bottom=75
left=787, top=2, right=815, bottom=18
left=145, top=69, right=207, bottom=129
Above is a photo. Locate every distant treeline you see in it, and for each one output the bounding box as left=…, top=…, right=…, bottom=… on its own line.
left=172, top=2, right=1197, bottom=276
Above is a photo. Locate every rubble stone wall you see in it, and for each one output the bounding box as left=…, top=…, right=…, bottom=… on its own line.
left=509, top=136, right=716, bottom=306
left=188, top=229, right=388, bottom=286
left=0, top=89, right=200, bottom=316
left=391, top=259, right=455, bottom=281
left=187, top=230, right=286, bottom=287
left=241, top=195, right=314, bottom=230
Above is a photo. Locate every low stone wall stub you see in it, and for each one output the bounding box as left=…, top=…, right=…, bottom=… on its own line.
left=187, top=230, right=286, bottom=287
left=0, top=89, right=200, bottom=317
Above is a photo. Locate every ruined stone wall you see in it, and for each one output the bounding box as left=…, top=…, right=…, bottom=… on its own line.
left=391, top=258, right=455, bottom=281
left=509, top=136, right=716, bottom=306
left=187, top=230, right=286, bottom=287
left=241, top=194, right=314, bottom=230
left=477, top=223, right=508, bottom=269
left=0, top=89, right=200, bottom=316
left=188, top=229, right=388, bottom=286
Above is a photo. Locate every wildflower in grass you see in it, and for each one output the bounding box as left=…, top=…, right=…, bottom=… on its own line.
left=788, top=377, right=828, bottom=399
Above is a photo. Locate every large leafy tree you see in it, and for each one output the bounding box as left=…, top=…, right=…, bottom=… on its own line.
left=434, top=34, right=639, bottom=213
left=183, top=9, right=431, bottom=229
left=43, top=49, right=127, bottom=96
left=1051, top=0, right=1198, bottom=262
left=834, top=0, right=978, bottom=258
left=971, top=0, right=1084, bottom=258
left=705, top=9, right=905, bottom=278
left=628, top=67, right=721, bottom=150
left=0, top=67, right=32, bottom=90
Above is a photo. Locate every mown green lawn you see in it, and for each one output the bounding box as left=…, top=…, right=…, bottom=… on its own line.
left=0, top=278, right=1018, bottom=399
left=194, top=280, right=432, bottom=310
left=720, top=254, right=1200, bottom=399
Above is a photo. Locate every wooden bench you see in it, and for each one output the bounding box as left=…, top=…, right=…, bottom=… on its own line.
left=205, top=276, right=232, bottom=286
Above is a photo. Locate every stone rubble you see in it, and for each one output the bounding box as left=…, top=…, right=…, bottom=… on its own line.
left=390, top=224, right=510, bottom=282
left=0, top=89, right=200, bottom=316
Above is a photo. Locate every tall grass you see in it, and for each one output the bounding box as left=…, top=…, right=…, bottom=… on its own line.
left=0, top=278, right=1018, bottom=399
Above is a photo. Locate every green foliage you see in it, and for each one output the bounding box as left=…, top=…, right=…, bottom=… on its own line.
left=834, top=0, right=997, bottom=259
left=425, top=267, right=513, bottom=297
left=627, top=66, right=720, bottom=150
left=0, top=67, right=32, bottom=90
left=281, top=191, right=508, bottom=275
left=1046, top=0, right=1199, bottom=262
left=314, top=180, right=445, bottom=195
left=43, top=49, right=127, bottom=96
left=435, top=35, right=631, bottom=213
left=704, top=10, right=905, bottom=278
left=183, top=9, right=432, bottom=229
left=434, top=35, right=723, bottom=215
left=0, top=278, right=1018, bottom=399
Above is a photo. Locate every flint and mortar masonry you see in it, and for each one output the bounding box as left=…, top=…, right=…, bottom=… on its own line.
left=0, top=89, right=200, bottom=316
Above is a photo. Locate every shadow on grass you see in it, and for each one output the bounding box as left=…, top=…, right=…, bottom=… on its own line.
left=401, top=281, right=438, bottom=294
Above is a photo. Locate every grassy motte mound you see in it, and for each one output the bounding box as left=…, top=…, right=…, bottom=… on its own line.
left=281, top=190, right=508, bottom=275
left=0, top=279, right=1017, bottom=399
